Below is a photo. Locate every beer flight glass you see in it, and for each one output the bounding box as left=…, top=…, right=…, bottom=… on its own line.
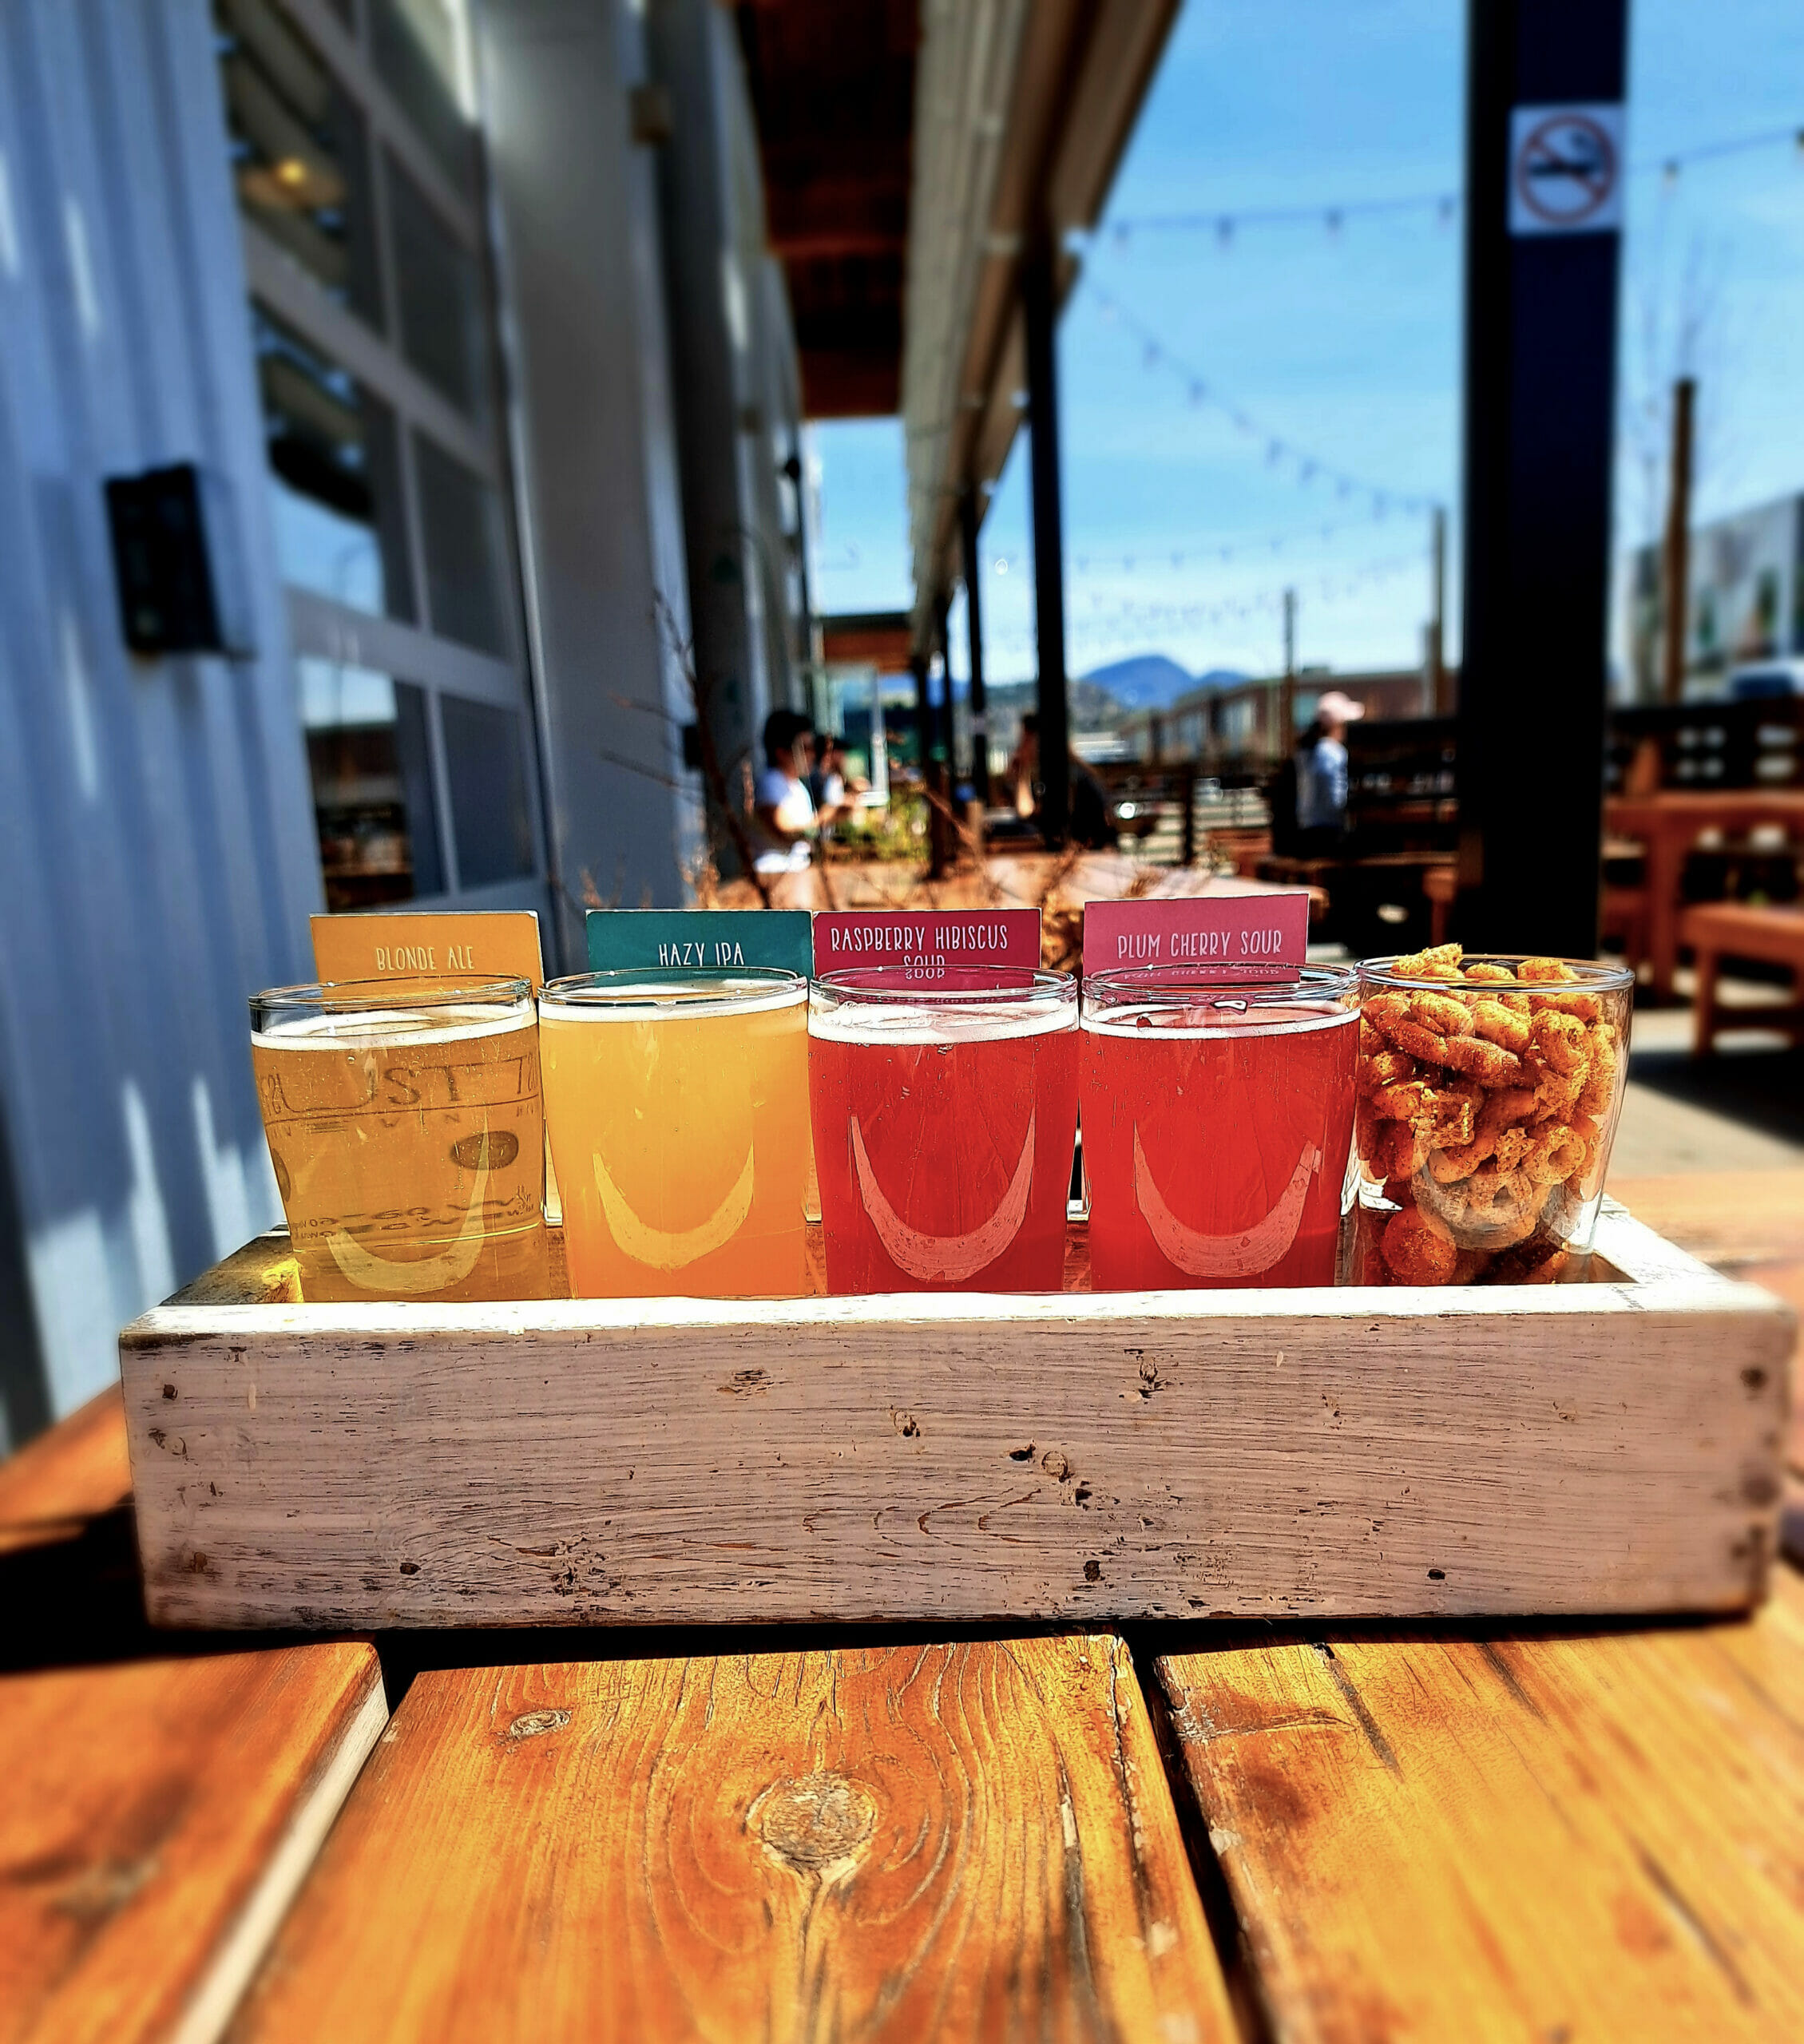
left=1080, top=965, right=1359, bottom=1290
left=538, top=968, right=811, bottom=1298
left=249, top=976, right=550, bottom=1303
left=809, top=967, right=1080, bottom=1293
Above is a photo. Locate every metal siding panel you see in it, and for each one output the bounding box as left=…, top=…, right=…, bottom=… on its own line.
left=0, top=0, right=321, bottom=1427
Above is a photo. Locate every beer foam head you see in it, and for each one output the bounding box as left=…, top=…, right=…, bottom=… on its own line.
left=1081, top=1000, right=1358, bottom=1041
left=809, top=996, right=1075, bottom=1046
left=252, top=1005, right=531, bottom=1051
left=538, top=979, right=806, bottom=1022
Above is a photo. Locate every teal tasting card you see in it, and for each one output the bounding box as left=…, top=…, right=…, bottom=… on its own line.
left=584, top=909, right=815, bottom=976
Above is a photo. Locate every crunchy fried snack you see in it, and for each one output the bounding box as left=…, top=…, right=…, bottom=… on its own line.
left=1471, top=999, right=1531, bottom=1055
left=1529, top=1064, right=1584, bottom=1125
left=1393, top=943, right=1465, bottom=980
left=1439, top=1034, right=1526, bottom=1089
left=1410, top=990, right=1475, bottom=1039
left=1357, top=957, right=1625, bottom=1278
left=1575, top=1024, right=1619, bottom=1118
left=1528, top=1008, right=1589, bottom=1075
left=1358, top=1048, right=1417, bottom=1095
left=1382, top=1206, right=1459, bottom=1285
left=1524, top=1123, right=1586, bottom=1186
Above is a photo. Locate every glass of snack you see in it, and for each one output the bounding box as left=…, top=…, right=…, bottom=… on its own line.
left=539, top=968, right=811, bottom=1299
left=1081, top=965, right=1359, bottom=1290
left=1354, top=946, right=1634, bottom=1285
left=250, top=975, right=550, bottom=1302
left=809, top=966, right=1079, bottom=1293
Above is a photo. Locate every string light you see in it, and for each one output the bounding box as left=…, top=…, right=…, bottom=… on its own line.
left=1099, top=119, right=1803, bottom=242
left=1084, top=282, right=1439, bottom=517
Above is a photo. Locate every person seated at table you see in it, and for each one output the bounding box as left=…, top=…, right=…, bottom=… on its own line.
left=1295, top=690, right=1365, bottom=855
left=807, top=732, right=862, bottom=838
left=751, top=709, right=816, bottom=873
left=1005, top=713, right=1116, bottom=850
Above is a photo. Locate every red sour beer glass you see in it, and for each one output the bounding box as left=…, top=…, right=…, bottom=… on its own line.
left=809, top=968, right=1079, bottom=1293
left=1080, top=966, right=1358, bottom=1290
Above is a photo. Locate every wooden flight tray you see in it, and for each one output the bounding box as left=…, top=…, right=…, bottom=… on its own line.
left=119, top=1202, right=1794, bottom=1631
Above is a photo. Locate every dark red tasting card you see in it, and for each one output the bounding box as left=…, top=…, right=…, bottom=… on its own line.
left=812, top=909, right=1041, bottom=977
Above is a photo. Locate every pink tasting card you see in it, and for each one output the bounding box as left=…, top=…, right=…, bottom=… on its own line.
left=1081, top=890, right=1312, bottom=978
left=812, top=908, right=1042, bottom=976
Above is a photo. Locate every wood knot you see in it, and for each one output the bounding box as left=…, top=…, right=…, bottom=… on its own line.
left=507, top=1709, right=570, bottom=1741
left=751, top=1771, right=877, bottom=1876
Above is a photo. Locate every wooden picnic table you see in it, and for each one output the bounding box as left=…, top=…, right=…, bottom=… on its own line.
left=719, top=853, right=1292, bottom=913
left=1604, top=792, right=1804, bottom=1000
left=5, top=1171, right=1803, bottom=2042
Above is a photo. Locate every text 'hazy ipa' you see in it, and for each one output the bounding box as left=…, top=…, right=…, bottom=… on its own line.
left=539, top=970, right=811, bottom=1299
left=250, top=979, right=549, bottom=1303
left=1080, top=968, right=1358, bottom=1291
left=810, top=969, right=1080, bottom=1294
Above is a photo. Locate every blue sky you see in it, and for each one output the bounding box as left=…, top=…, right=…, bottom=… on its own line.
left=809, top=0, right=1804, bottom=687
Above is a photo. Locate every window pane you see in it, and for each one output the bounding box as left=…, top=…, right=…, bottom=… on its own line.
left=441, top=695, right=536, bottom=887
left=215, top=0, right=381, bottom=328
left=387, top=152, right=490, bottom=423
left=412, top=432, right=508, bottom=654
left=368, top=0, right=474, bottom=202
left=255, top=307, right=414, bottom=620
left=299, top=660, right=446, bottom=908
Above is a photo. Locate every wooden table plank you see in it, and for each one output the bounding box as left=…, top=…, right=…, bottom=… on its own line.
left=0, top=1385, right=131, bottom=1550
left=0, top=1391, right=389, bottom=2044
left=227, top=1637, right=1236, bottom=2043
left=0, top=1645, right=386, bottom=2044
left=1152, top=1569, right=1804, bottom=2043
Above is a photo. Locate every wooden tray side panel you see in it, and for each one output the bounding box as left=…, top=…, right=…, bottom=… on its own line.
left=121, top=1274, right=1793, bottom=1630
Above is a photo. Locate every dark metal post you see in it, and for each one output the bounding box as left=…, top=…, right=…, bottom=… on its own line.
left=959, top=486, right=992, bottom=803
left=930, top=594, right=955, bottom=876
left=911, top=652, right=932, bottom=785
left=1022, top=227, right=1069, bottom=846
left=1457, top=0, right=1628, bottom=956
left=1661, top=375, right=1695, bottom=703
left=1429, top=505, right=1449, bottom=714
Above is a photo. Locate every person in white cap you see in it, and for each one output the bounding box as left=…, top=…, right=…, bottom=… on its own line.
left=1295, top=689, right=1366, bottom=853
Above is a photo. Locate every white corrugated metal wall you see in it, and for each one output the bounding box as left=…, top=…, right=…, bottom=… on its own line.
left=0, top=0, right=320, bottom=1442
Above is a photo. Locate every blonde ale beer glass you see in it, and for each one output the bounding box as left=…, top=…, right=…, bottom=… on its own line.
left=538, top=969, right=811, bottom=1298
left=249, top=976, right=549, bottom=1302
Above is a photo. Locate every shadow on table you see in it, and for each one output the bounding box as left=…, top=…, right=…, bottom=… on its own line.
left=0, top=1508, right=315, bottom=1675
left=1628, top=1044, right=1804, bottom=1149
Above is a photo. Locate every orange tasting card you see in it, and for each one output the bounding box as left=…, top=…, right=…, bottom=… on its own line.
left=310, top=911, right=547, bottom=990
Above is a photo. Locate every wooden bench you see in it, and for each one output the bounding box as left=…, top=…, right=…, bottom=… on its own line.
left=1679, top=901, right=1804, bottom=1054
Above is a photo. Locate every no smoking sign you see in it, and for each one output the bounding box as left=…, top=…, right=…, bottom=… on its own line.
left=1508, top=102, right=1624, bottom=236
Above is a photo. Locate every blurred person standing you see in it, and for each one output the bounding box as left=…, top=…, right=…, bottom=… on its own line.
left=1295, top=690, right=1365, bottom=854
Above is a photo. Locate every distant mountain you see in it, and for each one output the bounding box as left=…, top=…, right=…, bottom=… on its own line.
left=1077, top=655, right=1195, bottom=709
left=1076, top=656, right=1250, bottom=711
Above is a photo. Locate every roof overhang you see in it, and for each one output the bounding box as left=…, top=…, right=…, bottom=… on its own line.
left=821, top=611, right=915, bottom=669
left=900, top=0, right=1178, bottom=648
left=735, top=2, right=918, bottom=418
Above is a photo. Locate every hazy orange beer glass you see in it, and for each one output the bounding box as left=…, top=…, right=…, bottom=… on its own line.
left=538, top=969, right=810, bottom=1298
left=249, top=976, right=549, bottom=1302
left=1080, top=965, right=1358, bottom=1290
left=809, top=967, right=1079, bottom=1293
